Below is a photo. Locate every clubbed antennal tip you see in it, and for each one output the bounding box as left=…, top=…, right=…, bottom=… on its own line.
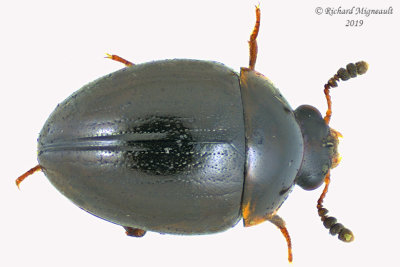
left=317, top=172, right=354, bottom=242
left=356, top=61, right=369, bottom=75
left=324, top=61, right=369, bottom=124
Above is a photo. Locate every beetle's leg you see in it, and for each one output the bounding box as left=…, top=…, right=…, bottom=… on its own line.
left=323, top=61, right=368, bottom=124
left=123, top=226, right=146, bottom=237
left=15, top=165, right=42, bottom=189
left=317, top=172, right=354, bottom=242
left=105, top=53, right=134, bottom=67
left=248, top=4, right=260, bottom=70
left=269, top=214, right=293, bottom=263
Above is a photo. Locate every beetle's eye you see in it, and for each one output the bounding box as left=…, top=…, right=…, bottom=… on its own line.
left=324, top=142, right=334, bottom=147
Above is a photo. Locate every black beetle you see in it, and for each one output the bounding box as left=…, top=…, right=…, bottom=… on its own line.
left=16, top=6, right=368, bottom=262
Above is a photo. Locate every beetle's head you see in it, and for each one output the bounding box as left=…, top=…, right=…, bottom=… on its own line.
left=294, top=105, right=341, bottom=190
left=292, top=61, right=368, bottom=243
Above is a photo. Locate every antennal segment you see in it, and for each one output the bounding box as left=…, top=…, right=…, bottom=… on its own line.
left=324, top=61, right=368, bottom=124
left=317, top=171, right=354, bottom=242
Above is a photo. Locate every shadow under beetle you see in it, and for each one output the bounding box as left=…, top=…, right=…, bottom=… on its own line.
left=16, top=6, right=368, bottom=262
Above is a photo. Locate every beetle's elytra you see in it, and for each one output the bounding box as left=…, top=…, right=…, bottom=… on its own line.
left=16, top=6, right=368, bottom=262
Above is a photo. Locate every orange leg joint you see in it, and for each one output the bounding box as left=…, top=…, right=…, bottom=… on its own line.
left=248, top=5, right=261, bottom=70
left=105, top=53, right=134, bottom=67
left=16, top=165, right=42, bottom=189
left=269, top=214, right=293, bottom=263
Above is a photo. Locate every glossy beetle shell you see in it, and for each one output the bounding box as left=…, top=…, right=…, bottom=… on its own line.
left=38, top=59, right=303, bottom=234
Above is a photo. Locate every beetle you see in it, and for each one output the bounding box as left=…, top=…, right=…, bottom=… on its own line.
left=16, top=6, right=368, bottom=262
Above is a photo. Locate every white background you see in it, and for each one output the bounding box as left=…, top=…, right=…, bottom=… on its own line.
left=1, top=0, right=399, bottom=266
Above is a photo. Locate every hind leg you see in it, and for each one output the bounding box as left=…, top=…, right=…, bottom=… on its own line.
left=123, top=226, right=146, bottom=237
